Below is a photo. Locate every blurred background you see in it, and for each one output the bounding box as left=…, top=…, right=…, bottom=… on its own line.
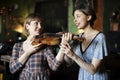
left=0, top=0, right=120, bottom=80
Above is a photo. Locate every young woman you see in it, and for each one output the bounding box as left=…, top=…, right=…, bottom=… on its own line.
left=9, top=13, right=64, bottom=80
left=60, top=3, right=109, bottom=80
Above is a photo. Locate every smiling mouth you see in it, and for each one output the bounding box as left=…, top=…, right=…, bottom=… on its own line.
left=76, top=23, right=80, bottom=27
left=35, top=30, right=40, bottom=34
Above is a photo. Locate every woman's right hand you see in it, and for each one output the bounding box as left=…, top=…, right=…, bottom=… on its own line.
left=23, top=40, right=43, bottom=55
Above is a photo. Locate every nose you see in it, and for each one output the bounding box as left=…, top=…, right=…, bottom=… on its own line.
left=38, top=23, right=42, bottom=29
left=74, top=18, right=77, bottom=23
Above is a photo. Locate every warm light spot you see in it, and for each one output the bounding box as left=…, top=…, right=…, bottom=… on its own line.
left=6, top=32, right=10, bottom=36
left=14, top=24, right=23, bottom=33
left=8, top=39, right=13, bottom=42
left=75, top=29, right=84, bottom=34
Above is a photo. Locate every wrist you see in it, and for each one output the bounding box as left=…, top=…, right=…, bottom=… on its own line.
left=59, top=48, right=64, bottom=53
left=24, top=51, right=31, bottom=57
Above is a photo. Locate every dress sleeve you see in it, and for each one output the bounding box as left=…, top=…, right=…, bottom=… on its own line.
left=93, top=33, right=108, bottom=60
left=44, top=47, right=61, bottom=71
left=9, top=43, right=23, bottom=74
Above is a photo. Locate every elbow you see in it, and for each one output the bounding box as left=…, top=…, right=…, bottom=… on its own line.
left=90, top=70, right=96, bottom=75
left=51, top=69, right=57, bottom=71
left=64, top=56, right=73, bottom=66
left=49, top=64, right=60, bottom=71
left=50, top=66, right=58, bottom=71
left=9, top=63, right=19, bottom=74
left=9, top=64, right=14, bottom=74
left=89, top=68, right=97, bottom=75
left=88, top=64, right=99, bottom=75
left=9, top=67, right=16, bottom=74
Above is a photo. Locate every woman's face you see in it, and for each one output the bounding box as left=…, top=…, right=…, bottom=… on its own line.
left=27, top=20, right=42, bottom=36
left=74, top=10, right=90, bottom=29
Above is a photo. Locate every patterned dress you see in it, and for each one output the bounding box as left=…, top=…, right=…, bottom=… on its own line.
left=73, top=32, right=108, bottom=80
left=9, top=42, right=61, bottom=80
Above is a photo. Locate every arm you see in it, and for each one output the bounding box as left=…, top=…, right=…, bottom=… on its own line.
left=18, top=42, right=42, bottom=65
left=9, top=42, right=42, bottom=73
left=9, top=43, right=24, bottom=73
left=45, top=47, right=64, bottom=71
left=64, top=55, right=73, bottom=66
left=62, top=42, right=102, bottom=74
left=71, top=53, right=101, bottom=74
left=56, top=48, right=64, bottom=63
left=60, top=33, right=105, bottom=74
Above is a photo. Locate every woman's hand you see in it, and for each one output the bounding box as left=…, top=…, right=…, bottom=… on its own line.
left=18, top=38, right=43, bottom=65
left=61, top=32, right=72, bottom=43
left=60, top=32, right=75, bottom=58
left=23, top=40, right=43, bottom=55
left=60, top=41, right=74, bottom=58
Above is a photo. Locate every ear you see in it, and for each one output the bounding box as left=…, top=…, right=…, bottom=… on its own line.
left=26, top=24, right=29, bottom=30
left=87, top=15, right=92, bottom=21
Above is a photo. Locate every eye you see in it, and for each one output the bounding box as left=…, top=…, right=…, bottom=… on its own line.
left=74, top=15, right=80, bottom=19
left=34, top=22, right=38, bottom=25
left=76, top=15, right=80, bottom=18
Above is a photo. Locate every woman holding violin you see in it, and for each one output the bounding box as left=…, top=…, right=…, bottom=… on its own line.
left=9, top=13, right=64, bottom=80
left=60, top=3, right=109, bottom=80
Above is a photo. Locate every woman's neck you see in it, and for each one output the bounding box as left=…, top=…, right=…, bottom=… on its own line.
left=26, top=35, right=35, bottom=41
left=83, top=25, right=94, bottom=35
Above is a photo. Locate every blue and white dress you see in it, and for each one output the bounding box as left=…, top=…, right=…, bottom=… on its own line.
left=73, top=32, right=108, bottom=80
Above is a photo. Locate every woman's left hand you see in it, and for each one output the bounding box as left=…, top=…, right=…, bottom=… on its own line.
left=61, top=32, right=72, bottom=43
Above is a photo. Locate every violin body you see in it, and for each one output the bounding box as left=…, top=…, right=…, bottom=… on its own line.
left=32, top=33, right=85, bottom=46
left=32, top=36, right=61, bottom=46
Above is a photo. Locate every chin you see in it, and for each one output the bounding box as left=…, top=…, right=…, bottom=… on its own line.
left=77, top=27, right=82, bottom=29
left=36, top=32, right=40, bottom=35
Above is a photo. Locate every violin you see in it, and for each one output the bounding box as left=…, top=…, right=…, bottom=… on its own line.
left=32, top=33, right=85, bottom=46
